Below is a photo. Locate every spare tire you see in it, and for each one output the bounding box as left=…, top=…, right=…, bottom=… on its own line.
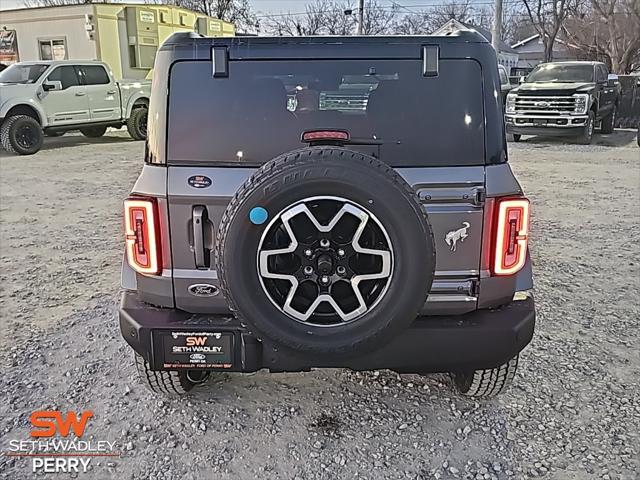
left=216, top=147, right=435, bottom=356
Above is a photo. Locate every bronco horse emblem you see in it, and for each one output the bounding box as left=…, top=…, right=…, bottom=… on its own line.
left=445, top=222, right=470, bottom=252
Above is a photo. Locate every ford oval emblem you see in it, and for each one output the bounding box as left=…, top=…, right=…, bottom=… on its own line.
left=188, top=175, right=212, bottom=189
left=188, top=284, right=219, bottom=297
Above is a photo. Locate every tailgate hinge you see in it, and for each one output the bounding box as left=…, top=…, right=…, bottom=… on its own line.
left=472, top=186, right=486, bottom=207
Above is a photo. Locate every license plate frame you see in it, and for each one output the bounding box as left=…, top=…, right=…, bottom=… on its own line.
left=155, top=331, right=233, bottom=369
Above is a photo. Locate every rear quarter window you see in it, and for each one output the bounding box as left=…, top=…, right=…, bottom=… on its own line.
left=167, top=58, right=485, bottom=167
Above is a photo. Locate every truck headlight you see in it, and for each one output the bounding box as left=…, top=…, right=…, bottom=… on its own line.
left=506, top=93, right=516, bottom=114
left=573, top=94, right=589, bottom=114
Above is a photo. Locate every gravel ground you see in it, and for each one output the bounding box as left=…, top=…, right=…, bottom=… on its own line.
left=0, top=130, right=638, bottom=480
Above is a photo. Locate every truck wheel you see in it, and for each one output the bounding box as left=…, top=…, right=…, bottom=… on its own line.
left=134, top=354, right=209, bottom=396
left=1, top=115, right=44, bottom=155
left=451, top=355, right=518, bottom=398
left=216, top=147, right=436, bottom=357
left=600, top=106, right=616, bottom=134
left=127, top=108, right=148, bottom=141
left=507, top=133, right=521, bottom=142
left=80, top=126, right=107, bottom=138
left=578, top=111, right=595, bottom=145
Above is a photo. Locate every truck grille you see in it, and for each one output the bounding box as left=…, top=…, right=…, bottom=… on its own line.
left=514, top=95, right=576, bottom=115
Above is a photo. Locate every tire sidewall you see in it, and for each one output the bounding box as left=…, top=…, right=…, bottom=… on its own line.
left=218, top=149, right=435, bottom=356
left=6, top=116, right=43, bottom=155
left=579, top=111, right=595, bottom=144
left=136, top=109, right=148, bottom=139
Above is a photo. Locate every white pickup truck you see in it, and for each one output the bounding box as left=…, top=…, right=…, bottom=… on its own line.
left=0, top=60, right=150, bottom=155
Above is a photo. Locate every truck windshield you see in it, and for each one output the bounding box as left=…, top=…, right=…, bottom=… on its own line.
left=0, top=64, right=49, bottom=84
left=526, top=64, right=594, bottom=83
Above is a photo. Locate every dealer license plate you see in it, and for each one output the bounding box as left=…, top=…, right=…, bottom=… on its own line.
left=158, top=331, right=233, bottom=369
left=533, top=118, right=547, bottom=126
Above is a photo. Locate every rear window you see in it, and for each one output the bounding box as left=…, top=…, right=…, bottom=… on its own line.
left=168, top=59, right=485, bottom=167
left=81, top=65, right=110, bottom=85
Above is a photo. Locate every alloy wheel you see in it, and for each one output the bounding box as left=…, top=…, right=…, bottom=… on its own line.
left=15, top=124, right=37, bottom=150
left=257, top=196, right=394, bottom=327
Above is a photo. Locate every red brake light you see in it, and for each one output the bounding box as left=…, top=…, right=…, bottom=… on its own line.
left=301, top=130, right=350, bottom=143
left=492, top=198, right=530, bottom=276
left=124, top=197, right=161, bottom=275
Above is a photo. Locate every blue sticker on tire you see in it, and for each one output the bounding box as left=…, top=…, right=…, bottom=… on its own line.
left=249, top=207, right=268, bottom=225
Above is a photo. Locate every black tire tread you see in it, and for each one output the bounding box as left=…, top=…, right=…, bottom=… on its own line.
left=0, top=116, right=19, bottom=154
left=215, top=147, right=435, bottom=355
left=127, top=108, right=147, bottom=141
left=1, top=115, right=43, bottom=155
left=134, top=354, right=192, bottom=396
left=454, top=355, right=518, bottom=398
left=578, top=111, right=595, bottom=145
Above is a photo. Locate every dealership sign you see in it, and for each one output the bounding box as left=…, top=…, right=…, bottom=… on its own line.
left=0, top=30, right=19, bottom=63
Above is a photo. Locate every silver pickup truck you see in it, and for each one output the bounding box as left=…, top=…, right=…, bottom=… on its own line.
left=0, top=60, right=150, bottom=155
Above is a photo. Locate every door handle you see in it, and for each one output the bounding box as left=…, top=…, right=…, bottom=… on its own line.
left=192, top=206, right=207, bottom=268
left=106, top=90, right=116, bottom=95
left=75, top=91, right=86, bottom=96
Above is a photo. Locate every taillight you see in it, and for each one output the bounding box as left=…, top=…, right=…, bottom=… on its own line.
left=124, top=197, right=161, bottom=275
left=493, top=198, right=530, bottom=276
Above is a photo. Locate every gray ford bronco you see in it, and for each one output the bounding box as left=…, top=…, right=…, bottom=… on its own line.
left=119, top=32, right=535, bottom=398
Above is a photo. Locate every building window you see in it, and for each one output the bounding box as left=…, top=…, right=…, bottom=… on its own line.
left=39, top=39, right=67, bottom=61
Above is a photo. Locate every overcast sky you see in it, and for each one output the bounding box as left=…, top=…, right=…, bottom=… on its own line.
left=0, top=0, right=441, bottom=13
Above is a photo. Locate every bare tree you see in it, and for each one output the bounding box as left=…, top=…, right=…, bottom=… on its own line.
left=391, top=11, right=431, bottom=35
left=260, top=0, right=331, bottom=36
left=321, top=1, right=358, bottom=35
left=261, top=0, right=398, bottom=36
left=429, top=0, right=475, bottom=27
left=564, top=0, right=640, bottom=73
left=502, top=4, right=537, bottom=44
left=522, top=0, right=574, bottom=62
left=360, top=0, right=399, bottom=35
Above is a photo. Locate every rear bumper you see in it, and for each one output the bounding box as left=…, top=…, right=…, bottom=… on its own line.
left=119, top=291, right=535, bottom=374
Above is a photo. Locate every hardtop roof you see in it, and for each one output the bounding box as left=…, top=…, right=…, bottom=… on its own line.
left=161, top=31, right=489, bottom=51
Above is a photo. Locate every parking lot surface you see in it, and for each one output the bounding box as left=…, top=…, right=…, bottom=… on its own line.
left=1, top=131, right=638, bottom=480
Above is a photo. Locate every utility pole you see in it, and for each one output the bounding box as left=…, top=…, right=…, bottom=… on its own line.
left=357, top=0, right=364, bottom=35
left=491, top=0, right=502, bottom=56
